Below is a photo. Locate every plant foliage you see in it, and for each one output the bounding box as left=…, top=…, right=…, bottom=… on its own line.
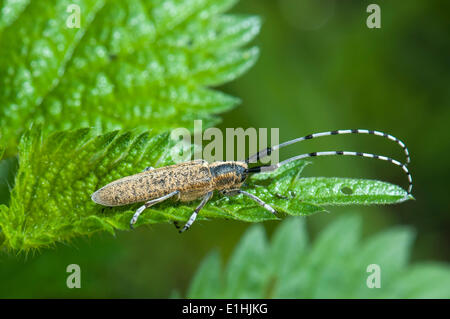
left=0, top=0, right=412, bottom=252
left=186, top=216, right=450, bottom=298
left=0, top=0, right=260, bottom=154
left=0, top=128, right=409, bottom=251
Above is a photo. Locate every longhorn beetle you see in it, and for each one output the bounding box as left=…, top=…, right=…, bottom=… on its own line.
left=91, top=129, right=412, bottom=233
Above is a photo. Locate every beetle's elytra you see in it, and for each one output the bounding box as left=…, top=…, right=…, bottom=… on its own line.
left=91, top=160, right=247, bottom=206
left=91, top=129, right=413, bottom=233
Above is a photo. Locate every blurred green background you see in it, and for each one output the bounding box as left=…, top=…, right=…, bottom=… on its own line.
left=0, top=0, right=449, bottom=297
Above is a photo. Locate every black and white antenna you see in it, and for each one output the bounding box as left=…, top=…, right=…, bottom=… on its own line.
left=246, top=129, right=412, bottom=194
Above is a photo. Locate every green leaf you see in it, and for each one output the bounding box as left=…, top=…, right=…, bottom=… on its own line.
left=348, top=227, right=415, bottom=298
left=251, top=160, right=309, bottom=194
left=269, top=217, right=308, bottom=277
left=0, top=127, right=414, bottom=251
left=0, top=0, right=260, bottom=154
left=289, top=177, right=410, bottom=205
left=186, top=216, right=450, bottom=298
left=386, top=263, right=450, bottom=298
left=289, top=215, right=361, bottom=298
left=0, top=0, right=30, bottom=30
left=223, top=225, right=268, bottom=298
left=187, top=250, right=222, bottom=298
left=0, top=127, right=169, bottom=250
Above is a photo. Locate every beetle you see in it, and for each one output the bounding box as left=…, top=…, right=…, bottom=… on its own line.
left=91, top=129, right=412, bottom=232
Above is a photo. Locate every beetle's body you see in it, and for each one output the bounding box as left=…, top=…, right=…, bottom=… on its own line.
left=91, top=129, right=413, bottom=233
left=91, top=160, right=248, bottom=206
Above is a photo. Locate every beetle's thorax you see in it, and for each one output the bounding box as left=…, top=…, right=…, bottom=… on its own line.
left=208, top=161, right=248, bottom=191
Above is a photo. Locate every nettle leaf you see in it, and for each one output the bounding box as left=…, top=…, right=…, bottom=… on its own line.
left=385, top=263, right=450, bottom=298
left=186, top=217, right=450, bottom=298
left=0, top=128, right=411, bottom=251
left=0, top=0, right=260, bottom=154
left=223, top=225, right=268, bottom=298
left=0, top=127, right=172, bottom=250
left=187, top=250, right=223, bottom=298
left=289, top=177, right=412, bottom=205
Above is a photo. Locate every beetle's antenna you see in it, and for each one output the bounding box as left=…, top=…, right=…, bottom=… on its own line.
left=247, top=151, right=413, bottom=194
left=246, top=129, right=410, bottom=165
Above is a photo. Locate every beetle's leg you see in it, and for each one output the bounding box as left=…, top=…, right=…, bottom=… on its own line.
left=173, top=221, right=180, bottom=229
left=142, top=166, right=154, bottom=172
left=222, top=189, right=277, bottom=215
left=130, top=190, right=179, bottom=229
left=180, top=191, right=213, bottom=233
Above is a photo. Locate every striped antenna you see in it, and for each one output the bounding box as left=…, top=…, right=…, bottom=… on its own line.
left=246, top=129, right=412, bottom=194
left=246, top=129, right=410, bottom=165
left=247, top=150, right=413, bottom=194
